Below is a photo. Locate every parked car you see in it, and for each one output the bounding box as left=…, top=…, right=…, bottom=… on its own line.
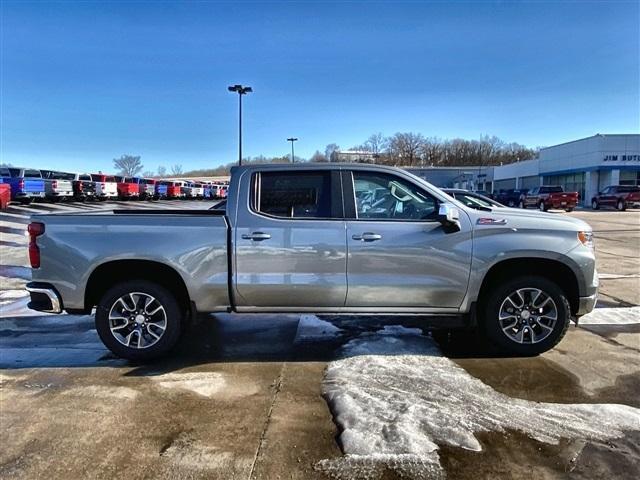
left=521, top=186, right=579, bottom=212
left=591, top=185, right=640, bottom=211
left=114, top=176, right=140, bottom=200
left=70, top=173, right=96, bottom=201
left=166, top=182, right=184, bottom=199
left=496, top=189, right=529, bottom=208
left=27, top=163, right=597, bottom=361
left=0, top=182, right=10, bottom=209
left=0, top=167, right=45, bottom=204
left=203, top=183, right=213, bottom=199
left=155, top=181, right=169, bottom=199
left=443, top=189, right=505, bottom=210
left=139, top=178, right=157, bottom=200
left=40, top=170, right=75, bottom=202
left=91, top=174, right=118, bottom=200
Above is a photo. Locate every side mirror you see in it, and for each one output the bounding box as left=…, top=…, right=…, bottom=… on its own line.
left=437, top=203, right=460, bottom=228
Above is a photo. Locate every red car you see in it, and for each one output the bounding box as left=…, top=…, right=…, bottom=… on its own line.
left=522, top=186, right=579, bottom=212
left=0, top=183, right=10, bottom=209
left=113, top=175, right=140, bottom=200
left=166, top=182, right=183, bottom=198
left=591, top=185, right=640, bottom=211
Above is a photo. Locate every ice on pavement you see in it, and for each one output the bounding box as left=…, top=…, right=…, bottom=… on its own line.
left=317, top=325, right=640, bottom=479
left=294, top=314, right=343, bottom=343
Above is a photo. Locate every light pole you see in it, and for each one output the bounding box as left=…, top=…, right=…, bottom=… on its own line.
left=287, top=137, right=298, bottom=163
left=228, top=84, right=252, bottom=165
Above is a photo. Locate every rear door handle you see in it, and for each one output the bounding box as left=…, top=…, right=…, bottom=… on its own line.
left=241, top=232, right=271, bottom=241
left=352, top=232, right=382, bottom=242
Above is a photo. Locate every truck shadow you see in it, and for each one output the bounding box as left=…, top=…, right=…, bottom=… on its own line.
left=124, top=314, right=511, bottom=378
left=0, top=311, right=513, bottom=371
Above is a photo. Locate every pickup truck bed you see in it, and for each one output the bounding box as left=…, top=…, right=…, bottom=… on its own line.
left=31, top=210, right=230, bottom=313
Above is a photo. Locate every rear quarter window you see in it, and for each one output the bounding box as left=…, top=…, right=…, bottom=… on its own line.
left=252, top=171, right=334, bottom=219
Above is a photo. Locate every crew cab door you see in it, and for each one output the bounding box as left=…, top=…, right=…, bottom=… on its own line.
left=233, top=169, right=347, bottom=309
left=343, top=170, right=472, bottom=309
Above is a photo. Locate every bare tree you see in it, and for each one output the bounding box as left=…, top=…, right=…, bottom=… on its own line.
left=157, top=166, right=167, bottom=177
left=170, top=164, right=183, bottom=175
left=365, top=133, right=387, bottom=156
left=113, top=155, right=143, bottom=176
left=325, top=143, right=340, bottom=162
left=388, top=132, right=425, bottom=166
left=310, top=150, right=328, bottom=162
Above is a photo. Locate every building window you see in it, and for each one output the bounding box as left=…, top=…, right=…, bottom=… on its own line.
left=619, top=170, right=640, bottom=186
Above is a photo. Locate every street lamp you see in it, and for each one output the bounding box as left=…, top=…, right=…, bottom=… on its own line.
left=287, top=137, right=298, bottom=163
left=228, top=84, right=253, bottom=165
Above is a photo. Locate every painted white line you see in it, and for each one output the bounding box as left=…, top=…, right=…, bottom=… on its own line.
left=579, top=306, right=640, bottom=325
left=599, top=273, right=640, bottom=280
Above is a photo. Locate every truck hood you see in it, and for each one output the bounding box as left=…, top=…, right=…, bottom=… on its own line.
left=466, top=207, right=592, bottom=232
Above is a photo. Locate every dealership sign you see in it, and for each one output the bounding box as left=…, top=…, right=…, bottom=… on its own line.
left=603, top=154, right=640, bottom=162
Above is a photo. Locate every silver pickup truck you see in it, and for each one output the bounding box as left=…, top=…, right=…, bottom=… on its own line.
left=26, top=164, right=598, bottom=360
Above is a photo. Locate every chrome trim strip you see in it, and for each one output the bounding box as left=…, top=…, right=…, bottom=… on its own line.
left=26, top=286, right=62, bottom=313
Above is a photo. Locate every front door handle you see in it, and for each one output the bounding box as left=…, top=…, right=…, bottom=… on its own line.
left=352, top=232, right=382, bottom=242
left=241, top=232, right=271, bottom=241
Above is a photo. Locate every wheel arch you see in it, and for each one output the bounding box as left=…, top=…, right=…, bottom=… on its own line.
left=84, top=260, right=191, bottom=313
left=477, top=257, right=580, bottom=315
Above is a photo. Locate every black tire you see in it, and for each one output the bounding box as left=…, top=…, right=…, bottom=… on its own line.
left=18, top=198, right=33, bottom=205
left=480, top=276, right=571, bottom=356
left=617, top=199, right=626, bottom=211
left=566, top=207, right=573, bottom=212
left=538, top=201, right=547, bottom=212
left=591, top=199, right=599, bottom=210
left=95, top=280, right=183, bottom=361
left=507, top=200, right=515, bottom=207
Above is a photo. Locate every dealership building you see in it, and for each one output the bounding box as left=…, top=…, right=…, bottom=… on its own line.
left=489, top=134, right=640, bottom=205
left=406, top=134, right=640, bottom=207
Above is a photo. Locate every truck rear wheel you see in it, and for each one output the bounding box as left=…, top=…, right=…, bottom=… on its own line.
left=95, top=280, right=183, bottom=361
left=480, top=276, right=570, bottom=356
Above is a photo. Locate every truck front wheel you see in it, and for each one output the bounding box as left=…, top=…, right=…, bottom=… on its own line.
left=95, top=280, right=183, bottom=361
left=480, top=276, right=570, bottom=356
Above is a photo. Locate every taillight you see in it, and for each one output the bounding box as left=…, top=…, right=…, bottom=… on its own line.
left=52, top=180, right=58, bottom=189
left=27, top=222, right=45, bottom=268
left=18, top=180, right=25, bottom=191
left=78, top=182, right=83, bottom=192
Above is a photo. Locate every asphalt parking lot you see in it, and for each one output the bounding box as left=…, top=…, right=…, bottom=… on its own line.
left=1, top=202, right=639, bottom=479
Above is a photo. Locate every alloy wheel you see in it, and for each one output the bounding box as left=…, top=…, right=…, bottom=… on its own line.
left=108, top=292, right=167, bottom=349
left=498, top=288, right=558, bottom=344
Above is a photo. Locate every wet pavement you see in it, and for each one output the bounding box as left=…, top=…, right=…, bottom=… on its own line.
left=1, top=203, right=639, bottom=479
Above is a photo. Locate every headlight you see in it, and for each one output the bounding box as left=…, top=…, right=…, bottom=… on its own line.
left=578, top=231, right=594, bottom=249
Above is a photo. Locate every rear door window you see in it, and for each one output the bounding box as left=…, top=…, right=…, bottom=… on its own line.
left=252, top=171, right=340, bottom=219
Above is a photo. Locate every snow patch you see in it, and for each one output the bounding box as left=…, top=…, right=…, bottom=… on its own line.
left=294, top=314, right=343, bottom=343
left=318, top=326, right=640, bottom=479
left=579, top=306, right=640, bottom=325
left=152, top=371, right=227, bottom=397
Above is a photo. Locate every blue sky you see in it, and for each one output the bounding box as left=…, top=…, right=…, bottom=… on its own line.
left=1, top=0, right=638, bottom=173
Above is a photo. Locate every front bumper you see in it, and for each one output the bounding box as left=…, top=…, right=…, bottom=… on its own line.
left=26, top=282, right=62, bottom=313
left=576, top=292, right=598, bottom=316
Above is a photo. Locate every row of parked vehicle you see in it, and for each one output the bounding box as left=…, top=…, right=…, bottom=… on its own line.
left=0, top=167, right=229, bottom=207
left=455, top=184, right=639, bottom=212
